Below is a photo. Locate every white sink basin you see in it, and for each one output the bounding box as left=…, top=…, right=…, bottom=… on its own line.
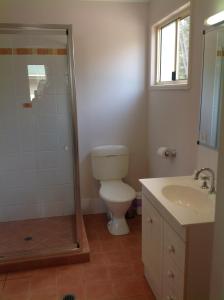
left=140, top=176, right=215, bottom=225
left=162, top=184, right=211, bottom=214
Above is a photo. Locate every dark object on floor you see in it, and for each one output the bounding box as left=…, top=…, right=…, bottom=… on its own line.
left=62, top=295, right=75, bottom=300
left=126, top=199, right=137, bottom=219
left=24, top=236, right=32, bottom=241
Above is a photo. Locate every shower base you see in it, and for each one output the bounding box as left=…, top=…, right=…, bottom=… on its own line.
left=0, top=215, right=89, bottom=273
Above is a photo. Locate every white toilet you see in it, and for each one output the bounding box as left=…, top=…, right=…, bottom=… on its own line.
left=91, top=145, right=136, bottom=235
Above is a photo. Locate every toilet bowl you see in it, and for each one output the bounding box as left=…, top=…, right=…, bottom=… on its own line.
left=100, top=180, right=136, bottom=235
left=91, top=145, right=136, bottom=235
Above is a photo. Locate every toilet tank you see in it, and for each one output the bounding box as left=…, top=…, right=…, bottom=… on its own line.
left=91, top=145, right=129, bottom=180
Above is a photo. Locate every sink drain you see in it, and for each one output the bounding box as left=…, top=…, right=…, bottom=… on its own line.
left=62, top=295, right=75, bottom=300
left=24, top=236, right=32, bottom=241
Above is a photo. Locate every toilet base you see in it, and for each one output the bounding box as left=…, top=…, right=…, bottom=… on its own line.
left=107, top=217, right=130, bottom=235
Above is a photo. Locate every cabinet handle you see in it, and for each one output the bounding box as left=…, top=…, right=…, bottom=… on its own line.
left=147, top=217, right=153, bottom=224
left=168, top=245, right=175, bottom=254
left=167, top=270, right=175, bottom=279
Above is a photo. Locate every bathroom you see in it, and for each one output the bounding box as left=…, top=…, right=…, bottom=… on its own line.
left=0, top=0, right=223, bottom=299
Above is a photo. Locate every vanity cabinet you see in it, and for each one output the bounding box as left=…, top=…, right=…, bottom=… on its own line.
left=142, top=196, right=163, bottom=296
left=142, top=191, right=214, bottom=300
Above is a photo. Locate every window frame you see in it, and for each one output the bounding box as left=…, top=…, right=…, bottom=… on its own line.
left=151, top=3, right=191, bottom=89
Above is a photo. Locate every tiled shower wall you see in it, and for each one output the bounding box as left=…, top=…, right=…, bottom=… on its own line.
left=0, top=33, right=75, bottom=221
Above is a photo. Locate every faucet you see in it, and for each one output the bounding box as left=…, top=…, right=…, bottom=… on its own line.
left=194, top=168, right=216, bottom=194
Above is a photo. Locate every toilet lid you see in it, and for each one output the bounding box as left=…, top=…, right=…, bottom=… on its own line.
left=100, top=180, right=136, bottom=203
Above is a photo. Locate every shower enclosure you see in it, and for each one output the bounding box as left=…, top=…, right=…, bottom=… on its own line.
left=0, top=24, right=82, bottom=270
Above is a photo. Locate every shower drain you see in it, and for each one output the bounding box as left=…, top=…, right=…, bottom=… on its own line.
left=24, top=236, right=33, bottom=241
left=62, top=295, right=75, bottom=300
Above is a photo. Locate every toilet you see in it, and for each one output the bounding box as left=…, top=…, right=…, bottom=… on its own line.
left=91, top=145, right=136, bottom=235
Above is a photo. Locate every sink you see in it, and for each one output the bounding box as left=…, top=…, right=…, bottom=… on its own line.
left=140, top=176, right=216, bottom=224
left=162, top=185, right=211, bottom=213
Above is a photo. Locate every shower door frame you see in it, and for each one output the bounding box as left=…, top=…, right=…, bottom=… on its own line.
left=0, top=23, right=83, bottom=267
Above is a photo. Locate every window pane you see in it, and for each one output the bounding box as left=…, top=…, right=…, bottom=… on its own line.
left=160, top=21, right=176, bottom=82
left=27, top=65, right=47, bottom=101
left=177, top=16, right=190, bottom=80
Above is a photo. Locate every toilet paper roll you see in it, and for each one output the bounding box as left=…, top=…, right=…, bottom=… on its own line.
left=157, top=147, right=169, bottom=159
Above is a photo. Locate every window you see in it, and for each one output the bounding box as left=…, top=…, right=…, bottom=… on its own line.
left=154, top=12, right=190, bottom=86
left=27, top=65, right=47, bottom=101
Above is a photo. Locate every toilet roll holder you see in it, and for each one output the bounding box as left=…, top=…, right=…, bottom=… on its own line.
left=164, top=149, right=177, bottom=158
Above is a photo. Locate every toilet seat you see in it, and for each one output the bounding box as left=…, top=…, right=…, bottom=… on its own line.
left=100, top=180, right=136, bottom=203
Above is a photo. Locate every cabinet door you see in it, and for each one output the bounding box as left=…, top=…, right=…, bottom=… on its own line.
left=142, top=194, right=163, bottom=298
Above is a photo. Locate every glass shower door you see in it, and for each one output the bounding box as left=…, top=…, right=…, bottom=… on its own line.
left=0, top=29, right=78, bottom=260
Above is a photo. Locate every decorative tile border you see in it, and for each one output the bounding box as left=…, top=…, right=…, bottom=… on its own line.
left=0, top=48, right=12, bottom=55
left=0, top=48, right=67, bottom=55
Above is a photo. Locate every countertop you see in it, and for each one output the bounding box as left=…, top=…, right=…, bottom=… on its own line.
left=140, top=176, right=216, bottom=226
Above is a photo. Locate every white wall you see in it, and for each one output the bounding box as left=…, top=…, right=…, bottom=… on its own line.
left=147, top=0, right=199, bottom=178
left=210, top=93, right=224, bottom=300
left=147, top=0, right=219, bottom=179
left=190, top=2, right=224, bottom=297
left=196, top=146, right=218, bottom=176
left=148, top=0, right=224, bottom=298
left=197, top=1, right=224, bottom=298
left=0, top=0, right=149, bottom=214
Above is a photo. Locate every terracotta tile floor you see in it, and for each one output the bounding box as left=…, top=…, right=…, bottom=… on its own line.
left=0, top=216, right=76, bottom=257
left=0, top=214, right=155, bottom=300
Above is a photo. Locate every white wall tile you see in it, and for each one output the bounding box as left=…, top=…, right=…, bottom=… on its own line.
left=0, top=57, right=14, bottom=93
left=0, top=47, right=73, bottom=222
left=0, top=154, right=21, bottom=171
left=0, top=202, right=42, bottom=222
left=0, top=36, right=75, bottom=221
left=56, top=168, right=73, bottom=185
left=0, top=186, right=35, bottom=206
left=0, top=35, right=13, bottom=48
left=56, top=94, right=70, bottom=115
left=0, top=114, right=18, bottom=132
left=36, top=115, right=58, bottom=133
left=0, top=170, right=24, bottom=188
left=41, top=201, right=65, bottom=218
left=0, top=133, right=20, bottom=155
left=34, top=94, right=57, bottom=115
left=37, top=133, right=58, bottom=151
left=37, top=151, right=58, bottom=169
left=21, top=152, right=36, bottom=170
left=20, top=131, right=35, bottom=152
left=37, top=169, right=58, bottom=186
